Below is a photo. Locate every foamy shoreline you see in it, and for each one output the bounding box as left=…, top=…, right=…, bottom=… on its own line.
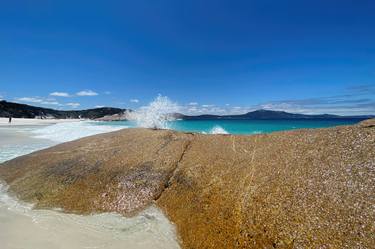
left=0, top=117, right=82, bottom=126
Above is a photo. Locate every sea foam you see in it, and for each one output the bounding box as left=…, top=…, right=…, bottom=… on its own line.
left=31, top=121, right=126, bottom=143
left=209, top=125, right=229, bottom=134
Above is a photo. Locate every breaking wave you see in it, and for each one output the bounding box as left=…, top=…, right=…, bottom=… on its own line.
left=127, top=95, right=179, bottom=129
left=209, top=126, right=229, bottom=134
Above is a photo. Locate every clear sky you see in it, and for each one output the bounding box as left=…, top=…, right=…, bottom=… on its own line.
left=0, top=0, right=374, bottom=115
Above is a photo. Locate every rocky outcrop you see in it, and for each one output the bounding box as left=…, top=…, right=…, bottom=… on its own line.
left=95, top=111, right=131, bottom=121
left=0, top=120, right=374, bottom=248
left=0, top=129, right=191, bottom=215
left=359, top=118, right=375, bottom=128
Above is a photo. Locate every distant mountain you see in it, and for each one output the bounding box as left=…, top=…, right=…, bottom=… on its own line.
left=176, top=109, right=374, bottom=120
left=0, top=100, right=127, bottom=119
left=1, top=100, right=373, bottom=120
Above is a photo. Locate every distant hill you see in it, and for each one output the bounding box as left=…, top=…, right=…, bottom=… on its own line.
left=0, top=100, right=127, bottom=119
left=176, top=109, right=374, bottom=120
left=1, top=100, right=373, bottom=120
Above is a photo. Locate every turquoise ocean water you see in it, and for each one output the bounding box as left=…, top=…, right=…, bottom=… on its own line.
left=2, top=119, right=362, bottom=162
left=93, top=119, right=363, bottom=135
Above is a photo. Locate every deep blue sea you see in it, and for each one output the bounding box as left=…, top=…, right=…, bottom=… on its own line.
left=93, top=119, right=363, bottom=135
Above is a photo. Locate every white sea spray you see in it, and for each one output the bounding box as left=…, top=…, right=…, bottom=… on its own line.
left=209, top=125, right=229, bottom=134
left=127, top=95, right=179, bottom=129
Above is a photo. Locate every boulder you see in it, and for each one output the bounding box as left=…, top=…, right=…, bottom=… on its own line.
left=0, top=122, right=374, bottom=248
left=0, top=129, right=192, bottom=215
left=94, top=112, right=130, bottom=121
left=359, top=118, right=375, bottom=128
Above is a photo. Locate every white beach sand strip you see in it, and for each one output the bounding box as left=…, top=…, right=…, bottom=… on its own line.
left=0, top=118, right=82, bottom=126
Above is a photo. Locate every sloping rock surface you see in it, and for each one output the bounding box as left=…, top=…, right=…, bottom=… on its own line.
left=0, top=121, right=374, bottom=248
left=0, top=129, right=192, bottom=215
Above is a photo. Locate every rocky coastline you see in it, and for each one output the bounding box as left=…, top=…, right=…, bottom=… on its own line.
left=0, top=119, right=374, bottom=248
left=0, top=100, right=127, bottom=119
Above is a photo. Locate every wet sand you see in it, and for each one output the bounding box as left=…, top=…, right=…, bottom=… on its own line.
left=0, top=193, right=179, bottom=249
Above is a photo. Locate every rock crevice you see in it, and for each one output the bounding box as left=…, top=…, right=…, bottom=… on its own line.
left=154, top=138, right=193, bottom=201
left=0, top=121, right=374, bottom=248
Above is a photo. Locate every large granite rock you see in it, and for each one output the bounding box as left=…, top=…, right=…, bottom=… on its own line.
left=0, top=120, right=374, bottom=248
left=0, top=129, right=192, bottom=215
left=95, top=111, right=131, bottom=121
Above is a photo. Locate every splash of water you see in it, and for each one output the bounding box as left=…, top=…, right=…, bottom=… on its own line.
left=128, top=95, right=179, bottom=129
left=209, top=125, right=229, bottom=134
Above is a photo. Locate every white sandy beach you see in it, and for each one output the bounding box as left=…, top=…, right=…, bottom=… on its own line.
left=0, top=118, right=82, bottom=126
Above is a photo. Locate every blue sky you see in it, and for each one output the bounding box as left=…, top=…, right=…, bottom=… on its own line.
left=0, top=0, right=374, bottom=115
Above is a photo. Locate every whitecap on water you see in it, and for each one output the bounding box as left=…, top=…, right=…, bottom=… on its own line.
left=209, top=125, right=229, bottom=134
